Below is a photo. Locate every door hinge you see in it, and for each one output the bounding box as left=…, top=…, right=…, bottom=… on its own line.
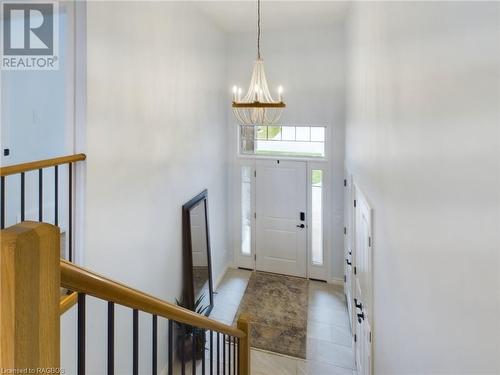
left=344, top=275, right=346, bottom=282
left=254, top=254, right=257, bottom=261
left=369, top=332, right=372, bottom=343
left=354, top=266, right=357, bottom=275
left=344, top=179, right=347, bottom=187
left=254, top=170, right=257, bottom=178
left=344, top=227, right=346, bottom=235
left=354, top=199, right=357, bottom=207
left=368, top=236, right=372, bottom=247
left=354, top=334, right=357, bottom=342
left=254, top=212, right=257, bottom=219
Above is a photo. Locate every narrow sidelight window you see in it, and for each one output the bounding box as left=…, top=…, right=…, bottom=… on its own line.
left=241, top=166, right=252, bottom=256
left=311, top=170, right=324, bottom=265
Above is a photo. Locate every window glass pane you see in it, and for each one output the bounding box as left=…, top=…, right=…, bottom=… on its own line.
left=312, top=170, right=323, bottom=265
left=256, top=126, right=267, bottom=140
left=311, top=127, right=325, bottom=142
left=240, top=126, right=255, bottom=154
left=296, top=127, right=310, bottom=142
left=256, top=141, right=324, bottom=157
left=267, top=126, right=282, bottom=140
left=240, top=125, right=326, bottom=158
left=241, top=166, right=252, bottom=256
left=281, top=126, right=296, bottom=141
left=240, top=125, right=249, bottom=137
left=240, top=137, right=254, bottom=154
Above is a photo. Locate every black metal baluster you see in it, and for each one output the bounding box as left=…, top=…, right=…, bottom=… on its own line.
left=228, top=337, right=231, bottom=375
left=222, top=335, right=226, bottom=375
left=38, top=169, right=42, bottom=221
left=181, top=325, right=186, bottom=375
left=20, top=173, right=25, bottom=221
left=78, top=293, right=86, bottom=375
left=133, top=309, right=139, bottom=375
left=192, top=328, right=196, bottom=375
left=202, top=330, right=205, bottom=375
left=216, top=332, right=220, bottom=375
left=0, top=176, right=4, bottom=229
left=201, top=330, right=207, bottom=375
left=54, top=166, right=58, bottom=225
left=108, top=302, right=114, bottom=375
left=152, top=315, right=157, bottom=375
left=210, top=330, right=213, bottom=375
left=68, top=162, right=73, bottom=261
left=233, top=337, right=236, bottom=375
left=237, top=338, right=240, bottom=375
left=168, top=320, right=173, bottom=375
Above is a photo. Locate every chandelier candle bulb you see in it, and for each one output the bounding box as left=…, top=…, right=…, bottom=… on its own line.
left=278, top=86, right=283, bottom=102
left=232, top=86, right=238, bottom=101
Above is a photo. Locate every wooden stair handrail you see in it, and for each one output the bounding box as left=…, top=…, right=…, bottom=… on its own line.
left=60, top=292, right=78, bottom=315
left=0, top=153, right=86, bottom=176
left=60, top=259, right=247, bottom=338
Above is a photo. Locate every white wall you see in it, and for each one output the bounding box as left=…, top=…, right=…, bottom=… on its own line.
left=67, top=2, right=230, bottom=374
left=226, top=25, right=346, bottom=281
left=0, top=4, right=75, bottom=235
left=345, top=2, right=500, bottom=373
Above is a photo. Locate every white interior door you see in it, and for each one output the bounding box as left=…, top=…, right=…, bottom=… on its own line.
left=353, top=186, right=373, bottom=375
left=344, top=174, right=354, bottom=329
left=255, top=160, right=307, bottom=277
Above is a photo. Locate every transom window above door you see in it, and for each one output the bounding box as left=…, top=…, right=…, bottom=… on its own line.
left=240, top=125, right=326, bottom=158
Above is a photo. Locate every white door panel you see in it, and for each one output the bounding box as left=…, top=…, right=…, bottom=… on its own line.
left=256, top=160, right=307, bottom=277
left=344, top=173, right=354, bottom=329
left=353, top=185, right=372, bottom=375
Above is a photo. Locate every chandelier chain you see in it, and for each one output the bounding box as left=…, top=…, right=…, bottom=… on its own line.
left=257, top=0, right=261, bottom=59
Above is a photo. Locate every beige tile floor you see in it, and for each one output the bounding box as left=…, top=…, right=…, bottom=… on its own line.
left=208, top=268, right=356, bottom=375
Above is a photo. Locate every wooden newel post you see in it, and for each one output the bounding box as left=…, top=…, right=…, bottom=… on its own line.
left=0, top=222, right=60, bottom=372
left=237, top=315, right=251, bottom=375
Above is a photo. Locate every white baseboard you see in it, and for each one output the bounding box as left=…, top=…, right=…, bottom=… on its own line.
left=329, top=277, right=344, bottom=286
left=214, top=262, right=231, bottom=290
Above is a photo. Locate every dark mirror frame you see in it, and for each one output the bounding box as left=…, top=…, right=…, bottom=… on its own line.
left=182, top=189, right=214, bottom=316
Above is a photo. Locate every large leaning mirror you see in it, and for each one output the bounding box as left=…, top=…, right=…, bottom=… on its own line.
left=182, top=190, right=214, bottom=315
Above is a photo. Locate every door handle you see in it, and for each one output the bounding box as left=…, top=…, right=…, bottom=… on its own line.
left=296, top=224, right=305, bottom=229
left=346, top=259, right=352, bottom=266
left=354, top=298, right=363, bottom=310
left=357, top=312, right=365, bottom=323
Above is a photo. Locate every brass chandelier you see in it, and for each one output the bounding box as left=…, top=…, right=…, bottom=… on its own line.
left=231, top=0, right=285, bottom=126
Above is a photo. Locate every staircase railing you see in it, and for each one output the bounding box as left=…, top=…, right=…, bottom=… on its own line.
left=0, top=153, right=86, bottom=262
left=0, top=221, right=251, bottom=375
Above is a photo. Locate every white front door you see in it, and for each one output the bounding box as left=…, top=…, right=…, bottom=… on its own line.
left=353, top=187, right=373, bottom=375
left=255, top=160, right=307, bottom=277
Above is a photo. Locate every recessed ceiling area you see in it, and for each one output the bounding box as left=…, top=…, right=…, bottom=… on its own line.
left=195, top=1, right=350, bottom=33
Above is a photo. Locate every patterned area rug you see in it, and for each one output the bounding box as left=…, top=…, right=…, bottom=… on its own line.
left=233, top=272, right=308, bottom=359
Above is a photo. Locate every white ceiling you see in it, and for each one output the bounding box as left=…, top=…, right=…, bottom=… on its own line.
left=195, top=1, right=350, bottom=33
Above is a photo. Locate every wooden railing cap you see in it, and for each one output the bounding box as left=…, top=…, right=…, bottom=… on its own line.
left=0, top=153, right=86, bottom=176
left=60, top=260, right=247, bottom=338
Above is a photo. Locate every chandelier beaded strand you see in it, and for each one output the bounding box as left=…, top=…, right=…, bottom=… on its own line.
left=231, top=0, right=285, bottom=126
